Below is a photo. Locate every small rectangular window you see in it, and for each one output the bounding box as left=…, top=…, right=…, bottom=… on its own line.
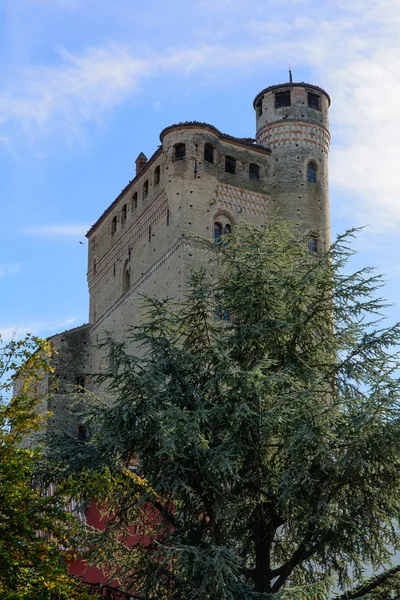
left=78, top=425, right=87, bottom=441
left=132, top=192, right=138, bottom=211
left=308, top=93, right=320, bottom=110
left=275, top=91, right=291, bottom=108
left=249, top=163, right=260, bottom=181
left=256, top=99, right=263, bottom=116
left=167, top=209, right=170, bottom=226
left=225, top=156, right=236, bottom=174
left=143, top=180, right=149, bottom=199
left=204, top=144, right=214, bottom=164
left=174, top=144, right=186, bottom=161
left=111, top=216, right=117, bottom=235
left=154, top=166, right=160, bottom=185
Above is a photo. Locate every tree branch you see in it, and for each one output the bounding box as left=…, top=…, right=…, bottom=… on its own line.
left=332, top=564, right=400, bottom=600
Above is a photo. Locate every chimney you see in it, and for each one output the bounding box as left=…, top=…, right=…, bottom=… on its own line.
left=135, top=152, right=148, bottom=175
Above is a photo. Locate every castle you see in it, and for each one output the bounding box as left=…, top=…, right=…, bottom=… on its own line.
left=43, top=79, right=331, bottom=440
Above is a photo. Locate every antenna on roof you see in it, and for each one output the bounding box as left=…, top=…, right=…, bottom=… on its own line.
left=289, top=66, right=293, bottom=83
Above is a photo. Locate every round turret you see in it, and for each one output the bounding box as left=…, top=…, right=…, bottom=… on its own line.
left=253, top=82, right=331, bottom=250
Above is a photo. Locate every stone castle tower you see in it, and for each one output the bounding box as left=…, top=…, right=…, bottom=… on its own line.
left=42, top=79, right=331, bottom=438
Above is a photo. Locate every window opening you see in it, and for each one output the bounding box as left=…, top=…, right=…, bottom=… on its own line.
left=149, top=225, right=152, bottom=242
left=143, top=180, right=149, bottom=199
left=132, top=192, right=138, bottom=211
left=256, top=99, right=263, bottom=116
left=121, top=204, right=127, bottom=225
left=214, top=222, right=223, bottom=244
left=174, top=143, right=186, bottom=161
left=308, top=237, right=318, bottom=254
left=111, top=216, right=117, bottom=235
left=275, top=91, right=291, bottom=108
left=93, top=259, right=97, bottom=275
left=76, top=376, right=85, bottom=392
left=215, top=297, right=230, bottom=321
left=154, top=166, right=160, bottom=185
left=225, top=156, right=236, bottom=174
left=308, top=93, right=320, bottom=110
left=249, top=163, right=260, bottom=181
left=167, top=209, right=170, bottom=226
left=223, top=224, right=231, bottom=246
left=123, top=267, right=130, bottom=293
left=78, top=425, right=87, bottom=442
left=204, top=144, right=214, bottom=164
left=307, top=162, right=317, bottom=183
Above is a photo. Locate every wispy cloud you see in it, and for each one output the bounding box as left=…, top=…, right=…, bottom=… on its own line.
left=22, top=224, right=89, bottom=237
left=0, top=316, right=79, bottom=342
left=1, top=1, right=400, bottom=231
left=0, top=264, right=21, bottom=278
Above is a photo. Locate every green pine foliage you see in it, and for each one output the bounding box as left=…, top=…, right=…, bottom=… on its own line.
left=47, top=222, right=400, bottom=599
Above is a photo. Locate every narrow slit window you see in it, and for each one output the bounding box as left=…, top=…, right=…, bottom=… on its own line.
left=249, top=163, right=260, bottom=181
left=92, top=259, right=97, bottom=275
left=174, top=143, right=186, bottom=161
left=256, top=99, right=263, bottom=116
left=275, top=91, right=291, bottom=108
left=111, top=216, right=117, bottom=235
left=225, top=156, right=236, bottom=174
left=154, top=166, right=160, bottom=185
left=167, top=208, right=170, bottom=226
left=76, top=376, right=85, bottom=393
left=308, top=93, right=320, bottom=110
left=204, top=144, right=214, bottom=164
left=132, top=192, right=138, bottom=211
left=148, top=225, right=152, bottom=242
left=123, top=267, right=130, bottom=293
left=307, top=162, right=317, bottom=183
left=143, top=180, right=149, bottom=199
left=121, top=204, right=127, bottom=225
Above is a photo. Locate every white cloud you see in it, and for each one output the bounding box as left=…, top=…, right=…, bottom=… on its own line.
left=22, top=224, right=89, bottom=237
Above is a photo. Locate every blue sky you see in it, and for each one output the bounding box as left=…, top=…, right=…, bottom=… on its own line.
left=1, top=0, right=400, bottom=340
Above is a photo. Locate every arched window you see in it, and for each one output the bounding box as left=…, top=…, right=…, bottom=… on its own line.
left=111, top=216, right=117, bottom=235
left=225, top=156, right=236, bottom=174
left=174, top=143, right=186, bottom=161
left=249, top=163, right=260, bottom=181
left=143, top=180, right=149, bottom=199
left=214, top=220, right=232, bottom=245
left=307, top=162, right=317, bottom=183
left=204, top=144, right=214, bottom=164
left=132, top=192, right=138, bottom=211
left=154, top=166, right=160, bottom=185
left=214, top=221, right=223, bottom=244
left=123, top=265, right=131, bottom=293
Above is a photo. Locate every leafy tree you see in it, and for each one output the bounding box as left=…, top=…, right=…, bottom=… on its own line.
left=0, top=334, right=89, bottom=600
left=47, top=222, right=400, bottom=599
